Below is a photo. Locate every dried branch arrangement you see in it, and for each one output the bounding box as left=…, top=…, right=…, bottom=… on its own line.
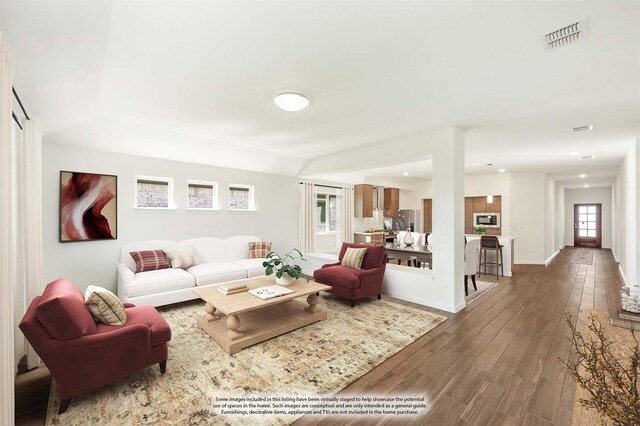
left=560, top=313, right=639, bottom=425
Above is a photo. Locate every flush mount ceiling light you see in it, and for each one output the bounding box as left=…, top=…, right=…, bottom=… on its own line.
left=499, top=168, right=506, bottom=173
left=273, top=92, right=309, bottom=112
left=403, top=172, right=409, bottom=176
left=584, top=184, right=590, bottom=188
left=579, top=155, right=595, bottom=160
left=579, top=174, right=587, bottom=178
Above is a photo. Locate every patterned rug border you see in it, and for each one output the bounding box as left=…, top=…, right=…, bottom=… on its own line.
left=45, top=295, right=448, bottom=425
left=465, top=280, right=499, bottom=304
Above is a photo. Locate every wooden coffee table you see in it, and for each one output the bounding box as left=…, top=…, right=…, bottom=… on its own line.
left=193, top=276, right=331, bottom=355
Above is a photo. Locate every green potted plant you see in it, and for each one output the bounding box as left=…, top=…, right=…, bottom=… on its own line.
left=263, top=249, right=310, bottom=285
left=474, top=225, right=487, bottom=235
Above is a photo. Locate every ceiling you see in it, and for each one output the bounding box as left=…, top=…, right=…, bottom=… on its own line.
left=1, top=1, right=638, bottom=183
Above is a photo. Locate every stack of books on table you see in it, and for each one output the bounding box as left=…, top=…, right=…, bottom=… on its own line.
left=217, top=282, right=248, bottom=295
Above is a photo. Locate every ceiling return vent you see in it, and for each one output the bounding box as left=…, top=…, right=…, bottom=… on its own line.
left=572, top=124, right=594, bottom=132
left=542, top=18, right=590, bottom=51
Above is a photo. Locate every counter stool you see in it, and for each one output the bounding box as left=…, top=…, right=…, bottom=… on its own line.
left=478, top=235, right=504, bottom=279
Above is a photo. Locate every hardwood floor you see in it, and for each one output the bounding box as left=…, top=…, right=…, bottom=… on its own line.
left=15, top=247, right=621, bottom=425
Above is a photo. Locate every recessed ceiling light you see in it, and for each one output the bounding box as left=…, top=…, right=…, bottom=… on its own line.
left=498, top=168, right=506, bottom=173
left=578, top=155, right=595, bottom=160
left=584, top=184, right=590, bottom=188
left=403, top=172, right=409, bottom=176
left=579, top=174, right=587, bottom=178
left=273, top=92, right=309, bottom=112
left=570, top=151, right=580, bottom=156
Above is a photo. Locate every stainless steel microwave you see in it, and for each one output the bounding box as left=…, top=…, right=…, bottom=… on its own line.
left=473, top=213, right=501, bottom=228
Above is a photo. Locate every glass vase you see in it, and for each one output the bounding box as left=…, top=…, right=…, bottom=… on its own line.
left=403, top=231, right=415, bottom=246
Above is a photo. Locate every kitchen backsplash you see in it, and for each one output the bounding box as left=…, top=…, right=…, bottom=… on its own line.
left=352, top=210, right=384, bottom=232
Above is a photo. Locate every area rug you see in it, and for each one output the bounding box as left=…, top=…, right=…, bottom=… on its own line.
left=571, top=310, right=639, bottom=426
left=465, top=279, right=498, bottom=304
left=570, top=249, right=594, bottom=265
left=45, top=295, right=446, bottom=425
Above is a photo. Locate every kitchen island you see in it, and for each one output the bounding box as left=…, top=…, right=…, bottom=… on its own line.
left=465, top=234, right=516, bottom=277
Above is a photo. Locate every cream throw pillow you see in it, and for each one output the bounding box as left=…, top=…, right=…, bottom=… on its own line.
left=341, top=247, right=368, bottom=270
left=164, top=246, right=197, bottom=269
left=85, top=285, right=127, bottom=326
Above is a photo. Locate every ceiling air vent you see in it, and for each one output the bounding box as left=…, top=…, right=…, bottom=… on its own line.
left=572, top=124, right=594, bottom=132
left=542, top=18, right=590, bottom=51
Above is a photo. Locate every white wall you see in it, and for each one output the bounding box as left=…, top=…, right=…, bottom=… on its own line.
left=43, top=143, right=300, bottom=293
left=563, top=186, right=613, bottom=249
left=545, top=175, right=556, bottom=261
left=509, top=172, right=547, bottom=264
left=613, top=139, right=638, bottom=286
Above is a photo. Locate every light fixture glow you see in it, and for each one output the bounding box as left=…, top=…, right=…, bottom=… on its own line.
left=487, top=195, right=494, bottom=203
left=578, top=155, right=595, bottom=160
left=273, top=92, right=309, bottom=112
left=499, top=168, right=506, bottom=173
left=584, top=184, right=590, bottom=188
left=570, top=151, right=580, bottom=156
left=403, top=172, right=409, bottom=176
left=579, top=174, right=587, bottom=178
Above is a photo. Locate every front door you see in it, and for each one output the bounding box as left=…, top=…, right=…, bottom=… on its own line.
left=574, top=203, right=602, bottom=248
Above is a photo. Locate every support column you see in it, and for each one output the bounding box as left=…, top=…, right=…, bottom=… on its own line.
left=432, top=128, right=466, bottom=311
left=635, top=138, right=640, bottom=287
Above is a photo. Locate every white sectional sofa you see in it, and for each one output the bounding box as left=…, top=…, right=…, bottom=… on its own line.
left=117, top=236, right=266, bottom=307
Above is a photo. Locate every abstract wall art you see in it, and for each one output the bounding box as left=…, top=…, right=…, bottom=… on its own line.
left=60, top=171, right=117, bottom=242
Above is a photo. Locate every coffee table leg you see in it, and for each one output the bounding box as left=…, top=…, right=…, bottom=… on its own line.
left=204, top=303, right=220, bottom=322
left=305, top=293, right=319, bottom=314
left=226, top=314, right=243, bottom=341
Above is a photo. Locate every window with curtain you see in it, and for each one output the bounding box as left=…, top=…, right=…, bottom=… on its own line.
left=316, top=193, right=337, bottom=233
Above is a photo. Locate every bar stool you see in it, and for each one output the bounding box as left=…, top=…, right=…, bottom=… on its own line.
left=478, top=236, right=504, bottom=279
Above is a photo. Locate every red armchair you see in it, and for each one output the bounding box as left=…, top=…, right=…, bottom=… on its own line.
left=313, top=243, right=388, bottom=307
left=19, top=278, right=171, bottom=414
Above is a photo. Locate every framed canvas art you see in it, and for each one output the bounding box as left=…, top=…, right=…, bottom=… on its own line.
left=60, top=171, right=118, bottom=242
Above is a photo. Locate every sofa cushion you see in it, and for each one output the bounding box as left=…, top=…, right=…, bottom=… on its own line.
left=248, top=241, right=271, bottom=259
left=130, top=250, right=171, bottom=273
left=85, top=285, right=127, bottom=326
left=187, top=262, right=247, bottom=286
left=341, top=247, right=368, bottom=270
left=182, top=238, right=227, bottom=264
left=127, top=268, right=196, bottom=298
left=313, top=266, right=360, bottom=290
left=96, top=305, right=171, bottom=347
left=120, top=240, right=178, bottom=272
left=163, top=246, right=197, bottom=269
left=35, top=278, right=98, bottom=339
left=233, top=258, right=266, bottom=278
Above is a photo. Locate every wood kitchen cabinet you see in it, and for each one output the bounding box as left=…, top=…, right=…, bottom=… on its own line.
left=473, top=196, right=487, bottom=213
left=354, top=184, right=374, bottom=218
left=422, top=199, right=432, bottom=233
left=384, top=188, right=400, bottom=217
left=486, top=196, right=501, bottom=213
left=464, top=197, right=474, bottom=234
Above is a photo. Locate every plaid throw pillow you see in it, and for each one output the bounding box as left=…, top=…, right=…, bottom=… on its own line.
left=249, top=241, right=272, bottom=259
left=84, top=285, right=127, bottom=326
left=164, top=247, right=197, bottom=269
left=129, top=250, right=171, bottom=273
left=341, top=247, right=368, bottom=270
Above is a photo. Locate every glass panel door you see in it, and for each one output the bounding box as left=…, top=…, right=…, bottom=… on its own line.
left=574, top=204, right=601, bottom=248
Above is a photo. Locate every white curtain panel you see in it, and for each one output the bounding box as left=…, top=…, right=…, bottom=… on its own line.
left=298, top=183, right=316, bottom=252
left=0, top=35, right=16, bottom=425
left=341, top=187, right=354, bottom=244
left=22, top=119, right=43, bottom=369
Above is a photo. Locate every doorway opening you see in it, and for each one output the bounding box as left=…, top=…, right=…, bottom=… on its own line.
left=573, top=203, right=602, bottom=248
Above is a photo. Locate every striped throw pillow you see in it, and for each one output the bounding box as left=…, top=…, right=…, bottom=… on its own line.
left=341, top=247, right=368, bottom=270
left=164, top=246, right=197, bottom=269
left=84, top=285, right=127, bottom=326
left=249, top=241, right=272, bottom=259
left=129, top=250, right=171, bottom=273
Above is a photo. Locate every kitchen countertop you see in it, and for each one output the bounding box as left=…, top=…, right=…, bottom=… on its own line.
left=465, top=234, right=517, bottom=241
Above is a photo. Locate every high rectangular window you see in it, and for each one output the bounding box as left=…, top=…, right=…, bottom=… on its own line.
left=187, top=180, right=218, bottom=210
left=316, top=193, right=337, bottom=233
left=229, top=184, right=255, bottom=210
left=135, top=176, right=174, bottom=208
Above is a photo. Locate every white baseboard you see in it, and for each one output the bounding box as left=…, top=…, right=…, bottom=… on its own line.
left=618, top=264, right=628, bottom=286
left=545, top=250, right=560, bottom=267
left=514, top=260, right=545, bottom=265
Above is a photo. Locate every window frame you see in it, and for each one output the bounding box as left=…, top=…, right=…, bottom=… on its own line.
left=316, top=192, right=337, bottom=234
left=134, top=175, right=175, bottom=210
left=186, top=180, right=219, bottom=211
left=228, top=183, right=256, bottom=211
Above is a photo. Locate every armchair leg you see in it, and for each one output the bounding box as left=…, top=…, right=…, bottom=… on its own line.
left=464, top=275, right=469, bottom=296
left=350, top=300, right=355, bottom=308
left=159, top=360, right=167, bottom=375
left=471, top=274, right=477, bottom=291
left=58, top=398, right=71, bottom=414
left=377, top=294, right=381, bottom=300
